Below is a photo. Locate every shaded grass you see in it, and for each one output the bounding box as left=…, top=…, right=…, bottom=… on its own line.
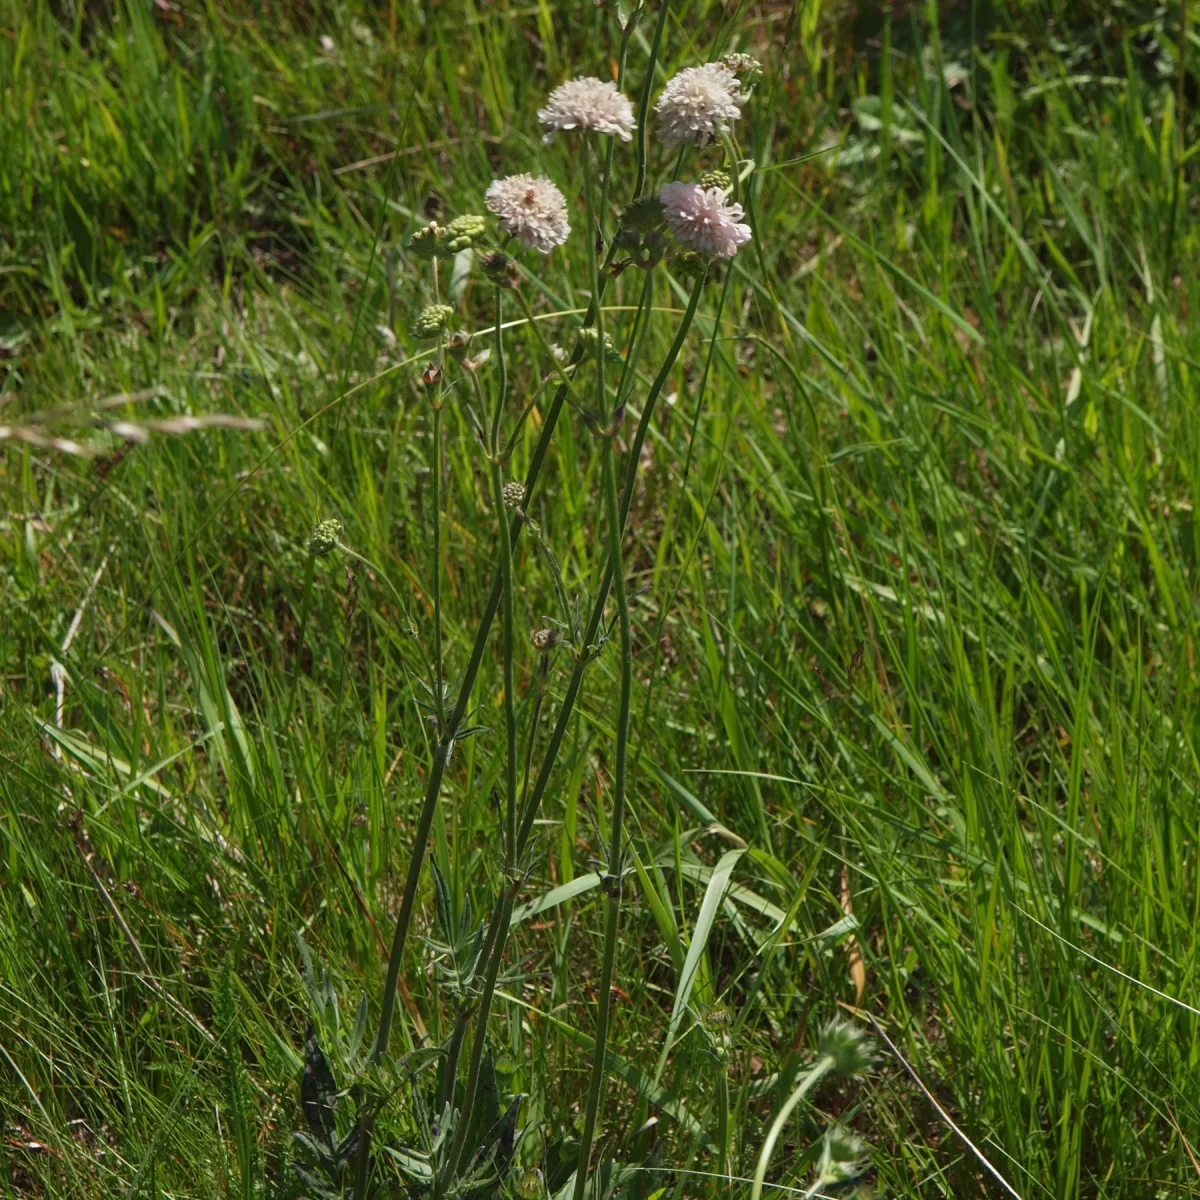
left=3, top=1, right=1200, bottom=1197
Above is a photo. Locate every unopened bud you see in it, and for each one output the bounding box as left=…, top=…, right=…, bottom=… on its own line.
left=421, top=364, right=444, bottom=387
left=443, top=213, right=486, bottom=253
left=412, top=304, right=454, bottom=340
left=309, top=518, right=342, bottom=557
left=699, top=168, right=733, bottom=192
left=447, top=330, right=472, bottom=361
left=502, top=481, right=527, bottom=510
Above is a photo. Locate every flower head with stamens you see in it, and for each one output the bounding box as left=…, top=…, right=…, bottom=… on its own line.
left=659, top=181, right=752, bottom=259
left=655, top=62, right=744, bottom=147
left=538, top=77, right=635, bottom=141
left=485, top=174, right=571, bottom=254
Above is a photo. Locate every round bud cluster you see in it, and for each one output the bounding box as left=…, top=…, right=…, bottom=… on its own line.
left=443, top=213, right=486, bottom=253
left=502, top=481, right=527, bottom=510
left=412, top=304, right=454, bottom=340
left=531, top=627, right=562, bottom=650
left=698, top=168, right=733, bottom=192
left=309, top=518, right=343, bottom=557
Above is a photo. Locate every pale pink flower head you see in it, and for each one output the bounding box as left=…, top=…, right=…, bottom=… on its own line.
left=538, top=77, right=635, bottom=142
left=485, top=173, right=571, bottom=253
left=659, top=181, right=752, bottom=259
left=655, top=62, right=744, bottom=147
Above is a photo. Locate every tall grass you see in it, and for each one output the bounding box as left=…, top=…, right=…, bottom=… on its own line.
left=3, top=1, right=1200, bottom=1198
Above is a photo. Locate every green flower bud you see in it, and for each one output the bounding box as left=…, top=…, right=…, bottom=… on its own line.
left=699, top=169, right=733, bottom=192
left=411, top=304, right=454, bottom=340
left=502, top=481, right=527, bottom=510
left=443, top=213, right=486, bottom=253
left=309, top=518, right=343, bottom=557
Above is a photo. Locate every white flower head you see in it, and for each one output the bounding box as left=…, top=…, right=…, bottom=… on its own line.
left=659, top=181, right=751, bottom=259
left=485, top=173, right=570, bottom=254
left=655, top=62, right=743, bottom=147
left=538, top=77, right=635, bottom=142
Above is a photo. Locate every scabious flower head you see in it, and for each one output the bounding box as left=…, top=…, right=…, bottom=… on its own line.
left=659, top=181, right=752, bottom=259
left=502, top=481, right=527, bottom=510
left=538, top=77, right=635, bottom=141
left=655, top=62, right=743, bottom=147
left=485, top=174, right=570, bottom=254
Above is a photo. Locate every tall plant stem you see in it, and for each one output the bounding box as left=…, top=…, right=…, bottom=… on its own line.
left=436, top=885, right=516, bottom=1192
left=490, top=289, right=518, bottom=865
left=514, top=272, right=706, bottom=861
left=571, top=134, right=633, bottom=1200
left=634, top=1, right=671, bottom=199
left=431, top=397, right=445, bottom=723
left=284, top=552, right=315, bottom=727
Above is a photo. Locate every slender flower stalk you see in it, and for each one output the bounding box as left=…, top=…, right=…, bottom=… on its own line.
left=571, top=132, right=634, bottom=1200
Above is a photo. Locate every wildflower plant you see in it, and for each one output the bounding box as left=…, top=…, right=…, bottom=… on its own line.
left=293, top=5, right=764, bottom=1197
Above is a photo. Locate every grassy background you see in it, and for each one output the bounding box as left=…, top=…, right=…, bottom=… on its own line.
left=4, top=0, right=1200, bottom=1196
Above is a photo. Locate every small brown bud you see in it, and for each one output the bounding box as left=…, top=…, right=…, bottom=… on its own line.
left=531, top=627, right=562, bottom=650
left=421, top=364, right=443, bottom=387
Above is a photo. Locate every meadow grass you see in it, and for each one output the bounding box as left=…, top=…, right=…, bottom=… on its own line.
left=3, top=1, right=1200, bottom=1196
